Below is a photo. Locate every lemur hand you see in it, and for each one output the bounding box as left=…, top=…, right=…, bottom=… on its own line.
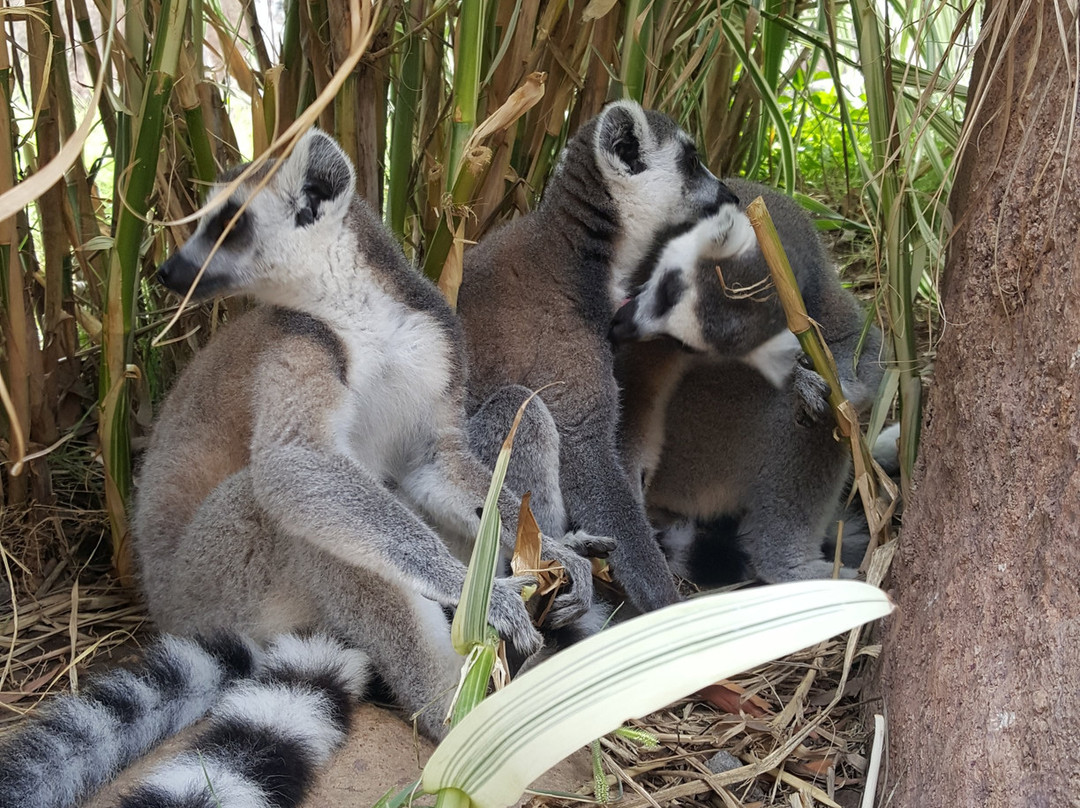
left=791, top=356, right=833, bottom=427
left=541, top=531, right=616, bottom=628
left=488, top=575, right=544, bottom=656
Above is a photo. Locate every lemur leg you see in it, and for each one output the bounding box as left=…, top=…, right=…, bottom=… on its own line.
left=466, top=384, right=569, bottom=536
left=136, top=469, right=312, bottom=640
left=307, top=545, right=462, bottom=741
left=741, top=456, right=856, bottom=583
left=467, top=385, right=614, bottom=643
left=139, top=469, right=464, bottom=742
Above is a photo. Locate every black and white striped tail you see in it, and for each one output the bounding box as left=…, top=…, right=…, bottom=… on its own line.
left=119, top=633, right=370, bottom=808
left=0, top=633, right=263, bottom=808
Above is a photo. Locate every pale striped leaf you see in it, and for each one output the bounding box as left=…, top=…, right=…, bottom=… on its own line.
left=424, top=580, right=893, bottom=808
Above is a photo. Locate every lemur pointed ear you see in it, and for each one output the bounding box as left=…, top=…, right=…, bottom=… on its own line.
left=595, top=100, right=650, bottom=175
left=291, top=129, right=356, bottom=228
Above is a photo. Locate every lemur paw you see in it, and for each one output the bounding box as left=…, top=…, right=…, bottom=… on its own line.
left=610, top=541, right=682, bottom=612
left=704, top=205, right=756, bottom=260
left=489, top=576, right=544, bottom=656
left=562, top=530, right=617, bottom=558
left=541, top=536, right=605, bottom=628
left=791, top=360, right=832, bottom=427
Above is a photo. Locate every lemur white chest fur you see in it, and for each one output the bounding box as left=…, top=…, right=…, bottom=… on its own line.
left=292, top=287, right=452, bottom=482
left=335, top=312, right=452, bottom=480
left=251, top=220, right=454, bottom=482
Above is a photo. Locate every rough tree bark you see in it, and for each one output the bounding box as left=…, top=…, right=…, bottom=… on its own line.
left=879, top=2, right=1080, bottom=805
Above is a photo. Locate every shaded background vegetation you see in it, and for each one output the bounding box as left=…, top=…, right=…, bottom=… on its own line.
left=0, top=0, right=972, bottom=593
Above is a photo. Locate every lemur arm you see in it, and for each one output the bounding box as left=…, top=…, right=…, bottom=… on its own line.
left=548, top=378, right=682, bottom=613
left=246, top=337, right=543, bottom=654
left=398, top=414, right=612, bottom=629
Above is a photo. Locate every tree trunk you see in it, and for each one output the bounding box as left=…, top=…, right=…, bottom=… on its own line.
left=879, top=2, right=1080, bottom=805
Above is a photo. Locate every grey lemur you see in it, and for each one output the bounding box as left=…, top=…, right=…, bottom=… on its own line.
left=458, top=100, right=739, bottom=613
left=0, top=129, right=610, bottom=808
left=610, top=177, right=885, bottom=584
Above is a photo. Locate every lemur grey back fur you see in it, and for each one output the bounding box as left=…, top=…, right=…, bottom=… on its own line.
left=458, top=100, right=737, bottom=613
left=611, top=178, right=885, bottom=584
left=0, top=129, right=610, bottom=808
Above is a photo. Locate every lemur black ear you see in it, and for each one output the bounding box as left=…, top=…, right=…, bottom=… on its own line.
left=294, top=130, right=356, bottom=227
left=596, top=101, right=648, bottom=175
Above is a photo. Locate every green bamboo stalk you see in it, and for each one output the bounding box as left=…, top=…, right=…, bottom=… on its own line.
left=279, top=0, right=302, bottom=123
left=100, top=0, right=189, bottom=578
left=448, top=0, right=488, bottom=176
left=850, top=0, right=919, bottom=492
left=123, top=0, right=146, bottom=104
left=176, top=51, right=217, bottom=183
left=387, top=0, right=425, bottom=242
left=421, top=145, right=490, bottom=281
left=178, top=0, right=216, bottom=182
left=618, top=0, right=650, bottom=101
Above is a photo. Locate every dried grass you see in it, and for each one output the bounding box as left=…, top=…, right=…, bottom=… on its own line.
left=0, top=502, right=144, bottom=733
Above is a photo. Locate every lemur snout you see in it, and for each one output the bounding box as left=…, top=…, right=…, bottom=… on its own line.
left=609, top=298, right=640, bottom=344
left=157, top=252, right=199, bottom=295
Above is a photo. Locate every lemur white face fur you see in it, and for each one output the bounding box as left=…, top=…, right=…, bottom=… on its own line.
left=608, top=205, right=802, bottom=387
left=157, top=132, right=356, bottom=303
left=590, top=101, right=739, bottom=308
left=617, top=207, right=758, bottom=350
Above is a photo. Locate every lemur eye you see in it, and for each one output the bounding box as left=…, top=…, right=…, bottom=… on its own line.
left=303, top=178, right=334, bottom=204
left=680, top=144, right=702, bottom=173
left=205, top=201, right=248, bottom=243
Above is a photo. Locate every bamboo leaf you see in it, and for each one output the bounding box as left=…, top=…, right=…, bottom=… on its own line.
left=0, top=0, right=116, bottom=221
left=450, top=388, right=538, bottom=653
left=424, top=580, right=893, bottom=808
left=718, top=15, right=796, bottom=192
left=582, top=0, right=619, bottom=22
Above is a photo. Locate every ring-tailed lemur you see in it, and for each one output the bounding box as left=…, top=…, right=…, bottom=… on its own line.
left=611, top=178, right=885, bottom=584
left=458, top=100, right=739, bottom=613
left=0, top=129, right=612, bottom=808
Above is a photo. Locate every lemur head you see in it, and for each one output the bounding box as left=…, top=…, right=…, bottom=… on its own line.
left=610, top=204, right=758, bottom=350
left=591, top=101, right=737, bottom=260
left=157, top=129, right=356, bottom=301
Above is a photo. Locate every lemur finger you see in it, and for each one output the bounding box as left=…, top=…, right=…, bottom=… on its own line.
left=489, top=580, right=544, bottom=656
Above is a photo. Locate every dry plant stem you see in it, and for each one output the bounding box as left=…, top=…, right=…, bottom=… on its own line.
left=745, top=195, right=881, bottom=516
left=860, top=713, right=886, bottom=808
left=0, top=29, right=29, bottom=501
